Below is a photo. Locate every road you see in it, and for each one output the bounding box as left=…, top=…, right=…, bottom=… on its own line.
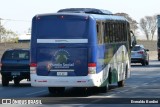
left=0, top=59, right=160, bottom=107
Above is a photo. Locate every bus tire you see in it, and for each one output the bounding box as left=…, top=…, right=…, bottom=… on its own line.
left=118, top=65, right=127, bottom=87
left=99, top=84, right=109, bottom=93
left=2, top=76, right=9, bottom=86
left=14, top=78, right=20, bottom=86
left=125, top=65, right=128, bottom=79
left=99, top=79, right=109, bottom=93
left=118, top=80, right=124, bottom=87
left=108, top=69, right=112, bottom=84
left=48, top=87, right=65, bottom=94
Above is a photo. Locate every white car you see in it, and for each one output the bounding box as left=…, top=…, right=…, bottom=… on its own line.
left=131, top=45, right=149, bottom=66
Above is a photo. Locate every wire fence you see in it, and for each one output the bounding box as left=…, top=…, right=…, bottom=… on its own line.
left=0, top=42, right=30, bottom=59
left=0, top=40, right=157, bottom=59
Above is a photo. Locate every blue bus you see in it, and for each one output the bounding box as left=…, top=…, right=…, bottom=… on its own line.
left=157, top=15, right=160, bottom=60
left=30, top=8, right=135, bottom=94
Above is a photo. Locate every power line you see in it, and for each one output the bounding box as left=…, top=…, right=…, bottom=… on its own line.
left=0, top=18, right=31, bottom=22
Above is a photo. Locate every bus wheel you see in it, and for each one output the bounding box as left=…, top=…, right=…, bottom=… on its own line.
left=2, top=76, right=9, bottom=86
left=48, top=87, right=65, bottom=94
left=99, top=81, right=109, bottom=93
left=118, top=80, right=124, bottom=87
left=125, top=65, right=128, bottom=79
left=14, top=78, right=20, bottom=86
left=99, top=82, right=109, bottom=93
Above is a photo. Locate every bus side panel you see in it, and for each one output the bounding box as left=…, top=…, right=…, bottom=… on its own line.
left=30, top=16, right=37, bottom=64
left=157, top=16, right=160, bottom=60
left=87, top=18, right=97, bottom=64
left=96, top=43, right=129, bottom=85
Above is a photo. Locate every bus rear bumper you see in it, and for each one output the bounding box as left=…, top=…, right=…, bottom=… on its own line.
left=30, top=74, right=103, bottom=87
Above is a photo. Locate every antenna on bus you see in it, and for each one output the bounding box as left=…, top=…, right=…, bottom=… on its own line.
left=57, top=8, right=113, bottom=15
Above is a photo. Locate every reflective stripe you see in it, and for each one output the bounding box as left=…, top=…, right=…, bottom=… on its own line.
left=50, top=69, right=74, bottom=72
left=37, top=39, right=88, bottom=43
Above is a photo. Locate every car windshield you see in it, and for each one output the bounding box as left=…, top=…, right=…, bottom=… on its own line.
left=132, top=46, right=141, bottom=51
left=2, top=50, right=29, bottom=60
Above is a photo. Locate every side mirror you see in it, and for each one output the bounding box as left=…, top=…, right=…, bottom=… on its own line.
left=130, top=31, right=137, bottom=48
left=145, top=49, right=149, bottom=51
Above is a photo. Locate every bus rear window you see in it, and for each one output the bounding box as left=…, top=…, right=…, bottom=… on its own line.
left=37, top=19, right=88, bottom=38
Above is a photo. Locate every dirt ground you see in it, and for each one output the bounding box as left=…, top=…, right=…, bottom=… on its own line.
left=148, top=51, right=157, bottom=60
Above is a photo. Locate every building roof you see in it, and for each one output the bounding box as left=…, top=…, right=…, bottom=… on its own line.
left=18, top=33, right=31, bottom=40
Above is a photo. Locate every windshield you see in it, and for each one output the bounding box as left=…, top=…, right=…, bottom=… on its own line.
left=2, top=50, right=29, bottom=60
left=132, top=46, right=142, bottom=51
left=37, top=18, right=88, bottom=39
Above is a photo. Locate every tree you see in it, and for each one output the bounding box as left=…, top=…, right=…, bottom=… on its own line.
left=0, top=21, right=17, bottom=42
left=115, top=13, right=138, bottom=34
left=140, top=15, right=157, bottom=40
left=0, top=24, right=7, bottom=42
left=140, top=18, right=149, bottom=40
left=150, top=15, right=157, bottom=40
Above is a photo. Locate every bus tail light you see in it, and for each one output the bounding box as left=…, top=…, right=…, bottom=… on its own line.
left=88, top=63, right=96, bottom=74
left=30, top=63, right=37, bottom=74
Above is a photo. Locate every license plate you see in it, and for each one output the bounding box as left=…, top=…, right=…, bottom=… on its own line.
left=11, top=72, right=20, bottom=76
left=57, top=72, right=68, bottom=76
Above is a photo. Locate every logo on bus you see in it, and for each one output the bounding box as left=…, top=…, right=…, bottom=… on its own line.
left=49, top=49, right=74, bottom=69
left=54, top=49, right=70, bottom=63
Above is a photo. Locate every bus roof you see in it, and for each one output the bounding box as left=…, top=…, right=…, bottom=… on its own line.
left=33, top=8, right=127, bottom=22
left=90, top=14, right=127, bottom=21
left=57, top=8, right=127, bottom=22
left=57, top=8, right=113, bottom=15
left=34, top=12, right=127, bottom=22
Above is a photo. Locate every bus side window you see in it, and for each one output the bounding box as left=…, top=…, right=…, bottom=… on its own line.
left=117, top=23, right=120, bottom=42
left=104, top=22, right=109, bottom=43
left=109, top=23, right=113, bottom=43
left=102, top=22, right=106, bottom=43
left=122, top=23, right=126, bottom=41
left=96, top=22, right=104, bottom=44
left=120, top=23, right=123, bottom=41
left=114, top=23, right=119, bottom=42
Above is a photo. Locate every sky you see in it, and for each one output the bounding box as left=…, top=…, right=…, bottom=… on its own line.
left=0, top=0, right=160, bottom=34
